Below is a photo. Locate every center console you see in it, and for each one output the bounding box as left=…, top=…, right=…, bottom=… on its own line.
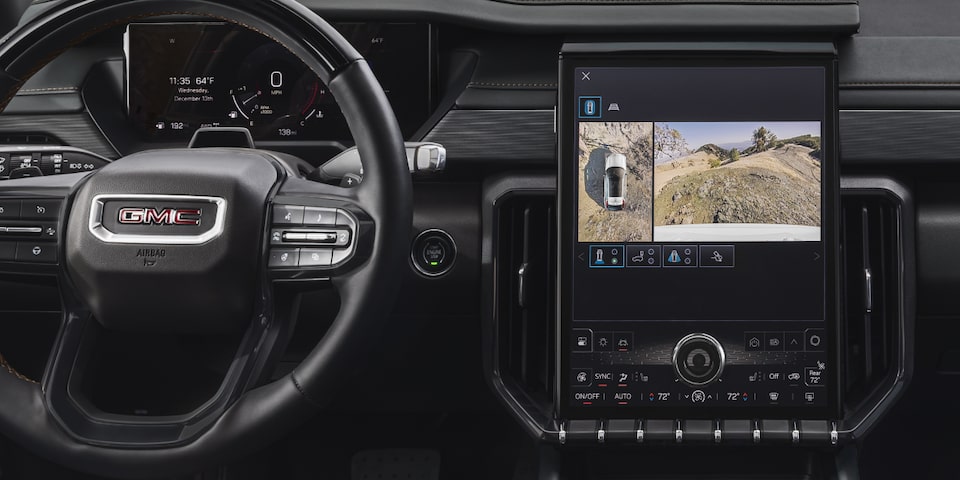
left=558, top=44, right=840, bottom=428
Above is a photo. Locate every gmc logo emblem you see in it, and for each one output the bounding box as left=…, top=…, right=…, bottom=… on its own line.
left=117, top=207, right=202, bottom=226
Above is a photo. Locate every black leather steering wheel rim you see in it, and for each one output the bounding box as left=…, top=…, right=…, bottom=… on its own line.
left=0, top=0, right=411, bottom=477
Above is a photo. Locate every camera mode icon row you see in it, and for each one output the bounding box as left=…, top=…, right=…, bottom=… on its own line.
left=588, top=244, right=734, bottom=269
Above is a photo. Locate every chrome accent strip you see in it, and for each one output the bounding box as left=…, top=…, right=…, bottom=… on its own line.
left=5, top=227, right=41, bottom=234
left=89, top=194, right=227, bottom=245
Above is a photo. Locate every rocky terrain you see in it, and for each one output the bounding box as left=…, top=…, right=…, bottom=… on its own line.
left=577, top=122, right=654, bottom=242
left=653, top=143, right=821, bottom=227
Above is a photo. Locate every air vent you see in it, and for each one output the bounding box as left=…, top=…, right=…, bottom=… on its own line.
left=494, top=193, right=556, bottom=399
left=840, top=191, right=903, bottom=409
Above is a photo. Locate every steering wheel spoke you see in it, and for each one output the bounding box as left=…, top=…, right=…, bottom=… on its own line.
left=0, top=174, right=82, bottom=277
left=39, top=304, right=289, bottom=448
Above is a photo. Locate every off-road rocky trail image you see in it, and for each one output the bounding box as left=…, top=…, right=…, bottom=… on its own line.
left=654, top=142, right=821, bottom=227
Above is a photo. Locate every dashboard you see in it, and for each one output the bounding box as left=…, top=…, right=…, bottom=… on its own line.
left=2, top=0, right=958, bottom=478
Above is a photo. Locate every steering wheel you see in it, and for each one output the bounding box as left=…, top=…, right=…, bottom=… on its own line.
left=0, top=0, right=411, bottom=477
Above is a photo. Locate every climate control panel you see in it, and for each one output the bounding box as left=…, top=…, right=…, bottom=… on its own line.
left=568, top=322, right=830, bottom=410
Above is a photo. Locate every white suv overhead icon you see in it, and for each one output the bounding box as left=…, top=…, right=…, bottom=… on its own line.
left=603, top=152, right=626, bottom=211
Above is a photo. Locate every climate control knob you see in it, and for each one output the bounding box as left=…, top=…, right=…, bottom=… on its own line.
left=672, top=333, right=726, bottom=387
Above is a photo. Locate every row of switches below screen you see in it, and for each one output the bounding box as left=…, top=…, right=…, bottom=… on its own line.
left=561, top=419, right=837, bottom=445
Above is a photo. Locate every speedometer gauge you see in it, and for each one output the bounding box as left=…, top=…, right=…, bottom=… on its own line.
left=226, top=43, right=328, bottom=138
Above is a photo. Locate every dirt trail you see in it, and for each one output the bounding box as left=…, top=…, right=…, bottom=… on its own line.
left=653, top=144, right=821, bottom=227
left=653, top=152, right=713, bottom=195
left=722, top=144, right=820, bottom=183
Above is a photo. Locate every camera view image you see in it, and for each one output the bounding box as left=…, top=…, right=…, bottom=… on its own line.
left=652, top=121, right=822, bottom=242
left=577, top=122, right=654, bottom=242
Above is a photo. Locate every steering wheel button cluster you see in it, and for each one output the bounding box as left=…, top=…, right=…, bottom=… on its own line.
left=268, top=248, right=299, bottom=268
left=16, top=242, right=56, bottom=263
left=269, top=204, right=358, bottom=271
left=0, top=198, right=62, bottom=266
left=273, top=204, right=305, bottom=225
left=303, top=206, right=339, bottom=225
left=21, top=199, right=60, bottom=220
left=299, top=248, right=333, bottom=266
left=0, top=199, right=19, bottom=218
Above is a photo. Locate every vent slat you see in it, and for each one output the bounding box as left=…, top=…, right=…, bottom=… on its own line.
left=495, top=195, right=556, bottom=398
left=841, top=193, right=900, bottom=408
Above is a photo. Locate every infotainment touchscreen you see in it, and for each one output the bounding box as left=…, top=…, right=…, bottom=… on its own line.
left=558, top=49, right=838, bottom=418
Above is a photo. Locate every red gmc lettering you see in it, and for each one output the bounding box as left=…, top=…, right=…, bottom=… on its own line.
left=117, top=208, right=201, bottom=226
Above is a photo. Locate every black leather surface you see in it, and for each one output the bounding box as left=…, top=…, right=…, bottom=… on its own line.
left=840, top=37, right=960, bottom=87
left=0, top=370, right=317, bottom=479
left=454, top=37, right=559, bottom=110
left=0, top=0, right=31, bottom=35
left=290, top=58, right=411, bottom=403
left=301, top=0, right=860, bottom=34
left=4, top=46, right=116, bottom=114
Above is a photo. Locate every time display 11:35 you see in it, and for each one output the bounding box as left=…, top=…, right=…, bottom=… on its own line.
left=168, top=76, right=216, bottom=86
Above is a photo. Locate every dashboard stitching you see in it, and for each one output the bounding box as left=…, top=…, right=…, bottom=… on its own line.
left=492, top=0, right=852, bottom=3
left=0, top=352, right=38, bottom=384
left=469, top=81, right=558, bottom=88
left=16, top=87, right=78, bottom=94
left=289, top=374, right=323, bottom=407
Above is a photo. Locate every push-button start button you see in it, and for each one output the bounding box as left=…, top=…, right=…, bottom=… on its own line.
left=411, top=229, right=456, bottom=277
left=672, top=333, right=725, bottom=387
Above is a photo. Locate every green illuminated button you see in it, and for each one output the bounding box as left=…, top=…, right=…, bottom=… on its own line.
left=411, top=229, right=456, bottom=277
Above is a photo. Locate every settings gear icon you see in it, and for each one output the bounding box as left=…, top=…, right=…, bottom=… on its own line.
left=598, top=337, right=609, bottom=347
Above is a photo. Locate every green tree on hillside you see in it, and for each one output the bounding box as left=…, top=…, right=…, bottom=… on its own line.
left=729, top=148, right=740, bottom=162
left=752, top=127, right=777, bottom=152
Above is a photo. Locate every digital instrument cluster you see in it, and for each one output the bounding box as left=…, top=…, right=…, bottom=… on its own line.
left=125, top=22, right=432, bottom=142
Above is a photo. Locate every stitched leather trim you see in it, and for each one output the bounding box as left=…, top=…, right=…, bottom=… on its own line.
left=0, top=351, right=38, bottom=384
left=468, top=81, right=558, bottom=88
left=492, top=0, right=853, bottom=3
